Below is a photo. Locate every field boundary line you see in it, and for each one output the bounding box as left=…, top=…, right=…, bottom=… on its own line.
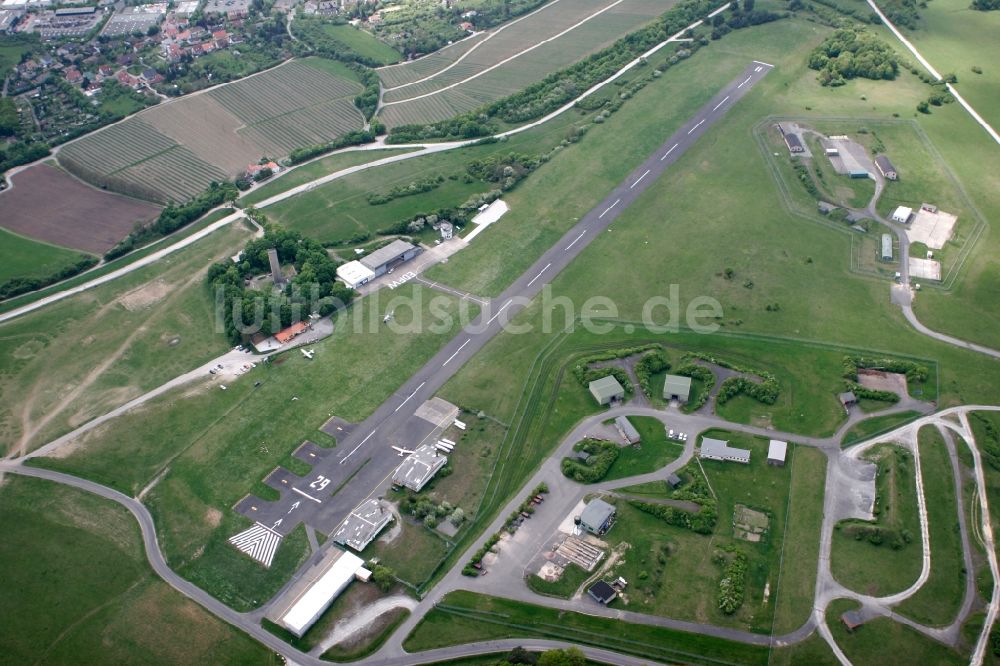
left=380, top=0, right=567, bottom=92
left=381, top=0, right=629, bottom=107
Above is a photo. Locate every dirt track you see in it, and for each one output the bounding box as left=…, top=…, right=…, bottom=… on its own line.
left=0, top=164, right=160, bottom=254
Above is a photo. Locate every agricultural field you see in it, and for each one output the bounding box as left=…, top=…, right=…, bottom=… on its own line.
left=377, top=0, right=670, bottom=127
left=377, top=32, right=491, bottom=88
left=0, top=475, right=273, bottom=665
left=0, top=222, right=249, bottom=456
left=0, top=226, right=92, bottom=285
left=302, top=21, right=403, bottom=65
left=58, top=59, right=364, bottom=203
left=0, top=163, right=161, bottom=254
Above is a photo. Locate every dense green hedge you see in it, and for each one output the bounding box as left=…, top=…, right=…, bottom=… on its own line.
left=684, top=352, right=779, bottom=405
left=287, top=129, right=375, bottom=165
left=674, top=363, right=715, bottom=411
left=104, top=181, right=238, bottom=260
left=561, top=439, right=620, bottom=483
left=635, top=351, right=670, bottom=398
left=716, top=547, right=749, bottom=614
left=0, top=254, right=98, bottom=300
left=842, top=355, right=929, bottom=384
left=628, top=465, right=717, bottom=534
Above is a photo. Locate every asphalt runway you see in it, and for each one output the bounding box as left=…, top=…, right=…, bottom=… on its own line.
left=235, top=60, right=774, bottom=544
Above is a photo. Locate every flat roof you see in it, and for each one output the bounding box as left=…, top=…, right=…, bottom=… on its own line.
left=332, top=499, right=392, bottom=551
left=589, top=375, right=624, bottom=400
left=268, top=547, right=364, bottom=636
left=768, top=439, right=788, bottom=462
left=275, top=320, right=308, bottom=344
left=700, top=437, right=751, bottom=463
left=588, top=580, right=617, bottom=603
left=360, top=239, right=416, bottom=271
left=580, top=498, right=615, bottom=528
left=392, top=444, right=447, bottom=491
left=663, top=374, right=692, bottom=398
left=336, top=260, right=375, bottom=286
left=892, top=206, right=913, bottom=220
left=615, top=416, right=640, bottom=442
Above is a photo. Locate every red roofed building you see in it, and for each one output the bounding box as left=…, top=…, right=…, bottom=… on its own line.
left=274, top=321, right=310, bottom=344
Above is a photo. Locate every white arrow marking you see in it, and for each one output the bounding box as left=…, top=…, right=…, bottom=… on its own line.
left=287, top=501, right=301, bottom=514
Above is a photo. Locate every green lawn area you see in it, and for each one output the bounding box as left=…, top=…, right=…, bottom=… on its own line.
left=525, top=561, right=592, bottom=599
left=802, top=134, right=875, bottom=209
left=769, top=633, right=839, bottom=666
left=240, top=148, right=417, bottom=207
left=771, top=445, right=827, bottom=634
left=894, top=426, right=967, bottom=626
left=261, top=107, right=587, bottom=246
left=604, top=416, right=683, bottom=481
left=311, top=23, right=402, bottom=65
left=826, top=599, right=967, bottom=664
left=830, top=443, right=923, bottom=596
left=0, top=220, right=248, bottom=455
left=0, top=475, right=272, bottom=665
left=841, top=411, right=923, bottom=447
left=421, top=415, right=507, bottom=522
left=588, top=429, right=798, bottom=632
left=368, top=517, right=452, bottom=587
left=0, top=226, right=91, bottom=284
left=403, top=591, right=772, bottom=665
left=32, top=283, right=473, bottom=607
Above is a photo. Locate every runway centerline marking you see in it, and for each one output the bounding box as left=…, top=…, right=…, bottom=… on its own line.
left=340, top=428, right=377, bottom=464
left=526, top=263, right=551, bottom=288
left=487, top=300, right=513, bottom=325
left=394, top=381, right=426, bottom=413
left=292, top=488, right=322, bottom=504
left=738, top=76, right=752, bottom=88
left=660, top=143, right=679, bottom=161
left=688, top=119, right=706, bottom=134
left=630, top=170, right=651, bottom=189
left=713, top=95, right=730, bottom=111
left=565, top=231, right=586, bottom=251
left=442, top=339, right=471, bottom=367
left=598, top=199, right=621, bottom=218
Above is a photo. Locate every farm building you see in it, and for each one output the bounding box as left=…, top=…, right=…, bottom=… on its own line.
left=667, top=473, right=683, bottom=489
left=767, top=440, right=788, bottom=466
left=874, top=155, right=898, bottom=180
left=663, top=374, right=692, bottom=403
left=392, top=444, right=447, bottom=492
left=848, top=169, right=869, bottom=179
left=589, top=376, right=624, bottom=406
left=891, top=206, right=913, bottom=224
left=783, top=132, right=804, bottom=154
left=587, top=580, right=618, bottom=605
left=615, top=416, right=640, bottom=444
left=274, top=320, right=310, bottom=345
left=579, top=498, right=616, bottom=535
left=265, top=547, right=367, bottom=637
left=332, top=499, right=392, bottom=552
left=700, top=437, right=750, bottom=464
left=840, top=391, right=857, bottom=409
left=360, top=239, right=420, bottom=278
left=336, top=260, right=376, bottom=289
left=881, top=234, right=894, bottom=261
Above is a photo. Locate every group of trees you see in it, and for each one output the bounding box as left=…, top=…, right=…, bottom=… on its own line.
left=808, top=29, right=899, bottom=86
left=628, top=468, right=718, bottom=534
left=560, top=440, right=620, bottom=483
left=972, top=0, right=1000, bottom=9
left=715, top=547, right=749, bottom=614
left=206, top=224, right=355, bottom=343
left=0, top=254, right=98, bottom=301
left=104, top=181, right=238, bottom=260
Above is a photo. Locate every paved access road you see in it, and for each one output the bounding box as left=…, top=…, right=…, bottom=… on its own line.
left=243, top=61, right=776, bottom=542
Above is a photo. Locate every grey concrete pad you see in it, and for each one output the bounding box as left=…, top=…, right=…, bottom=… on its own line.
left=414, top=397, right=459, bottom=426
left=293, top=440, right=333, bottom=466
left=234, top=494, right=274, bottom=521
left=264, top=467, right=304, bottom=493
left=320, top=416, right=355, bottom=440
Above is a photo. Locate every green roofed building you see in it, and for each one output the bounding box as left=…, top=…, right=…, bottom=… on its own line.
left=663, top=374, right=692, bottom=403
left=589, top=375, right=624, bottom=405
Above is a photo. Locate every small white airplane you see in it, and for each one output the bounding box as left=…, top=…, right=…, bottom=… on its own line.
left=301, top=349, right=315, bottom=359
left=391, top=446, right=414, bottom=457
left=383, top=310, right=394, bottom=324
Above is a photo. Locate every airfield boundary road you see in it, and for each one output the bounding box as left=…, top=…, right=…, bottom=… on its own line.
left=239, top=61, right=776, bottom=544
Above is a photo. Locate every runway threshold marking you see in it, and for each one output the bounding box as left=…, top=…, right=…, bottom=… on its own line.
left=712, top=95, right=730, bottom=111
left=292, top=487, right=322, bottom=503
left=394, top=381, right=426, bottom=413
left=487, top=299, right=513, bottom=325
left=630, top=170, right=651, bottom=189
left=565, top=230, right=587, bottom=251
left=753, top=60, right=774, bottom=68
left=526, top=263, right=551, bottom=287
left=598, top=199, right=621, bottom=218
left=340, top=428, right=378, bottom=464
left=738, top=76, right=752, bottom=88
left=660, top=143, right=679, bottom=161
left=442, top=339, right=472, bottom=367
left=688, top=119, right=706, bottom=134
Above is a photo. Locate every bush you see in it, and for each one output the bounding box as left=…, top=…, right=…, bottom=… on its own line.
left=716, top=548, right=748, bottom=614
left=561, top=439, right=619, bottom=483
left=635, top=350, right=670, bottom=397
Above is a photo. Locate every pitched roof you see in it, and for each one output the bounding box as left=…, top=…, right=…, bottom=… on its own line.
left=589, top=375, right=624, bottom=402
